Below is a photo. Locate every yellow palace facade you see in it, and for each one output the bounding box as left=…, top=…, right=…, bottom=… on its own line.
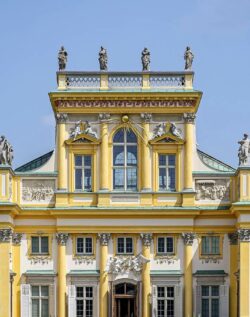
left=0, top=68, right=250, bottom=317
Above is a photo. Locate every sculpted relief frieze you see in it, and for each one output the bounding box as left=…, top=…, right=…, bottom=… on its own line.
left=195, top=179, right=230, bottom=202
left=107, top=254, right=150, bottom=275
left=22, top=179, right=55, bottom=203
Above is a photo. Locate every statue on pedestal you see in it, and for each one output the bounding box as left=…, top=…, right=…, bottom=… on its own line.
left=99, top=46, right=108, bottom=71
left=0, top=136, right=14, bottom=165
left=184, top=46, right=194, bottom=70
left=58, top=46, right=68, bottom=71
left=238, top=133, right=250, bottom=166
left=141, top=48, right=150, bottom=71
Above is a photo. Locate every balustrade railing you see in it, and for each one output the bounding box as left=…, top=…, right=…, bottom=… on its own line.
left=57, top=71, right=193, bottom=90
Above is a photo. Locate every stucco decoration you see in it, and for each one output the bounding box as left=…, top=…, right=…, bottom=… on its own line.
left=56, top=113, right=68, bottom=123
left=69, top=121, right=98, bottom=139
left=22, top=180, right=55, bottom=203
left=99, top=113, right=111, bottom=122
left=140, top=113, right=152, bottom=123
left=56, top=233, right=69, bottom=245
left=29, top=256, right=51, bottom=265
left=12, top=233, right=23, bottom=245
left=107, top=253, right=150, bottom=274
left=9, top=175, right=13, bottom=200
left=238, top=133, right=250, bottom=166
left=195, top=179, right=230, bottom=201
left=183, top=113, right=196, bottom=124
left=228, top=232, right=238, bottom=245
left=58, top=46, right=68, bottom=71
left=152, top=122, right=183, bottom=139
left=181, top=232, right=196, bottom=245
left=0, top=228, right=13, bottom=242
left=201, top=256, right=221, bottom=264
left=184, top=46, right=194, bottom=70
left=141, top=48, right=150, bottom=71
left=99, top=46, right=108, bottom=71
left=155, top=255, right=177, bottom=265
left=238, top=229, right=250, bottom=242
left=140, top=233, right=153, bottom=246
left=0, top=135, right=14, bottom=165
left=97, top=233, right=111, bottom=246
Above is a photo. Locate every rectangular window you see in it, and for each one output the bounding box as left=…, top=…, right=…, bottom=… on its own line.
left=31, top=236, right=49, bottom=254
left=76, top=286, right=93, bottom=317
left=31, top=285, right=49, bottom=317
left=157, top=286, right=175, bottom=317
left=75, top=155, right=92, bottom=191
left=76, top=237, right=93, bottom=255
left=157, top=237, right=174, bottom=255
left=158, top=154, right=176, bottom=191
left=117, top=237, right=133, bottom=254
left=201, top=236, right=220, bottom=255
left=201, top=285, right=219, bottom=317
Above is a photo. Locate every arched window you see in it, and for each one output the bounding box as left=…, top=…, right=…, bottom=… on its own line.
left=113, top=128, right=137, bottom=191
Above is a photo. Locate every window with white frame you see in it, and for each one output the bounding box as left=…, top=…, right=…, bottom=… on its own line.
left=117, top=237, right=133, bottom=254
left=201, top=236, right=220, bottom=256
left=76, top=286, right=93, bottom=317
left=157, top=286, right=175, bottom=317
left=157, top=236, right=174, bottom=255
left=75, top=155, right=92, bottom=191
left=31, top=285, right=49, bottom=317
left=158, top=154, right=176, bottom=191
left=201, top=285, right=220, bottom=317
left=76, top=237, right=93, bottom=255
left=31, top=236, right=49, bottom=254
left=113, top=128, right=137, bottom=191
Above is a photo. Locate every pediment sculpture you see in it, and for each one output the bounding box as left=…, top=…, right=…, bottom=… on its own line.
left=152, top=122, right=183, bottom=141
left=69, top=121, right=98, bottom=140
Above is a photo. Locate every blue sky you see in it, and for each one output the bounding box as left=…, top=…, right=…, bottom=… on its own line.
left=0, top=0, right=250, bottom=168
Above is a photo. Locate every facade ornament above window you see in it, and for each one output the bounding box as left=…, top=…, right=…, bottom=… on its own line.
left=56, top=233, right=69, bottom=245
left=228, top=232, right=238, bottom=245
left=58, top=46, right=68, bottom=71
left=99, top=46, right=108, bottom=71
left=238, top=133, right=250, bottom=166
left=107, top=253, right=150, bottom=275
left=152, top=122, right=183, bottom=139
left=0, top=135, right=14, bottom=166
left=140, top=233, right=153, bottom=246
left=98, top=233, right=111, bottom=246
left=12, top=233, right=23, bottom=245
left=56, top=113, right=68, bottom=123
left=184, top=46, right=194, bottom=70
left=183, top=113, right=196, bottom=124
left=140, top=113, right=152, bottom=123
left=99, top=113, right=111, bottom=122
left=238, top=229, right=250, bottom=242
left=69, top=120, right=98, bottom=139
left=0, top=228, right=13, bottom=242
left=141, top=48, right=150, bottom=71
left=181, top=232, right=196, bottom=245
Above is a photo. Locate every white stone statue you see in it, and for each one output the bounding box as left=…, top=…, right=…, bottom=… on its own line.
left=238, top=133, right=250, bottom=166
left=83, top=121, right=98, bottom=139
left=170, top=123, right=182, bottom=138
left=184, top=46, right=194, bottom=70
left=69, top=120, right=82, bottom=139
left=0, top=135, right=13, bottom=165
left=153, top=123, right=165, bottom=138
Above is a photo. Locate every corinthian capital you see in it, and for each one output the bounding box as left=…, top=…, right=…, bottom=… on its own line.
left=0, top=228, right=13, bottom=242
left=183, top=113, right=196, bottom=124
left=98, top=233, right=111, bottom=246
left=12, top=233, right=23, bottom=245
left=181, top=232, right=196, bottom=245
left=141, top=113, right=152, bottom=123
left=238, top=229, right=250, bottom=242
left=56, top=113, right=68, bottom=123
left=228, top=232, right=238, bottom=245
left=56, top=233, right=69, bottom=245
left=140, top=233, right=153, bottom=246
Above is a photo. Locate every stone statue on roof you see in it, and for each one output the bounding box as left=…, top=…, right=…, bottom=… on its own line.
left=184, top=46, right=194, bottom=70
left=0, top=135, right=14, bottom=165
left=238, top=133, right=250, bottom=166
left=58, top=46, right=68, bottom=71
left=99, top=46, right=108, bottom=71
left=141, top=48, right=150, bottom=71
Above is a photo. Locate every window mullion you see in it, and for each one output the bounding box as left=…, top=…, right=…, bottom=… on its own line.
left=166, top=161, right=169, bottom=190
left=124, top=138, right=127, bottom=190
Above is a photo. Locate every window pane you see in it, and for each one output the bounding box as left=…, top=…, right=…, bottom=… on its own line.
left=167, top=299, right=174, bottom=317
left=127, top=168, right=137, bottom=190
left=113, top=129, right=124, bottom=143
left=201, top=299, right=209, bottom=317
left=126, top=129, right=137, bottom=143
left=166, top=237, right=174, bottom=253
left=41, top=237, right=49, bottom=253
left=76, top=287, right=84, bottom=298
left=113, top=146, right=125, bottom=166
left=86, top=287, right=93, bottom=298
left=117, top=238, right=124, bottom=253
left=157, top=299, right=165, bottom=317
left=211, top=286, right=219, bottom=296
left=86, top=299, right=93, bottom=317
left=157, top=238, right=165, bottom=253
left=113, top=169, right=124, bottom=190
left=167, top=287, right=174, bottom=298
left=127, top=146, right=137, bottom=166
left=31, top=237, right=39, bottom=253
left=41, top=299, right=49, bottom=317
left=126, top=238, right=133, bottom=253
left=168, top=155, right=176, bottom=166
left=202, top=286, right=209, bottom=296
left=31, top=285, right=39, bottom=296
left=84, top=155, right=91, bottom=167
left=32, top=299, right=39, bottom=317
left=75, top=155, right=82, bottom=167
left=85, top=238, right=93, bottom=254
left=159, top=168, right=166, bottom=190
left=211, top=237, right=220, bottom=254
left=211, top=299, right=219, bottom=317
left=157, top=287, right=165, bottom=298
left=76, top=299, right=84, bottom=317
left=75, top=169, right=82, bottom=190
left=168, top=167, right=175, bottom=190
left=84, top=168, right=92, bottom=191
left=77, top=238, right=84, bottom=254
left=159, top=155, right=166, bottom=166
left=41, top=286, right=49, bottom=297
left=202, top=237, right=210, bottom=255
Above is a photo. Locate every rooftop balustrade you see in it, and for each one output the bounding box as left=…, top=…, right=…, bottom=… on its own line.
left=57, top=71, right=194, bottom=91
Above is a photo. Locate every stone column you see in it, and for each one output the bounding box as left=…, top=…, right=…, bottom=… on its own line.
left=182, top=232, right=196, bottom=317
left=56, top=233, right=69, bottom=317
left=98, top=233, right=111, bottom=317
left=228, top=232, right=238, bottom=317
left=100, top=114, right=110, bottom=191
left=56, top=114, right=68, bottom=190
left=140, top=233, right=152, bottom=317
left=141, top=114, right=152, bottom=191
left=183, top=113, right=195, bottom=190
left=238, top=229, right=250, bottom=317
left=0, top=228, right=12, bottom=317
left=12, top=233, right=23, bottom=317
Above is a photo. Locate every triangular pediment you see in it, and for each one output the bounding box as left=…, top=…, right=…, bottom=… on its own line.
left=65, top=133, right=101, bottom=145
left=149, top=133, right=184, bottom=145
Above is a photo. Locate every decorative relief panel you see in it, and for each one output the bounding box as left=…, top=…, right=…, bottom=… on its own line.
left=22, top=179, right=55, bottom=203
left=195, top=179, right=230, bottom=202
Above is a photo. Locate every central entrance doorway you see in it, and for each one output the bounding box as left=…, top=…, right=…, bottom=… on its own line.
left=114, top=283, right=137, bottom=317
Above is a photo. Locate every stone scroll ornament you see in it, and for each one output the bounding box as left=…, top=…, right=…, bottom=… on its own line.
left=141, top=48, right=150, bottom=71
left=0, top=135, right=14, bottom=165
left=238, top=133, right=250, bottom=166
left=99, top=46, right=108, bottom=71
left=58, top=46, right=68, bottom=71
